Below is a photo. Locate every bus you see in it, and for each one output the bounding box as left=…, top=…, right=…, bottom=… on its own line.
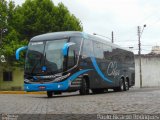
left=16, top=31, right=135, bottom=98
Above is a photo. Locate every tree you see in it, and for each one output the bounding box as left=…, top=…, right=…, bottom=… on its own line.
left=0, top=1, right=27, bottom=69
left=0, top=0, right=83, bottom=69
left=56, top=3, right=83, bottom=31
left=16, top=0, right=83, bottom=40
left=0, top=0, right=8, bottom=44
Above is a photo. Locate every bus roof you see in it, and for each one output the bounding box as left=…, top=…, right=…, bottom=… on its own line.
left=30, top=31, right=132, bottom=52
left=30, top=31, right=83, bottom=41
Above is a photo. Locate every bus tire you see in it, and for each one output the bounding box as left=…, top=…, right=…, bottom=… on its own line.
left=79, top=78, right=89, bottom=95
left=120, top=79, right=126, bottom=91
left=114, top=79, right=126, bottom=92
left=125, top=80, right=129, bottom=91
left=47, top=91, right=53, bottom=98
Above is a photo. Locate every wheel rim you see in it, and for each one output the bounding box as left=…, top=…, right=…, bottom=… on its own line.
left=80, top=78, right=88, bottom=95
left=84, top=80, right=89, bottom=94
left=125, top=81, right=129, bottom=90
left=121, top=82, right=124, bottom=90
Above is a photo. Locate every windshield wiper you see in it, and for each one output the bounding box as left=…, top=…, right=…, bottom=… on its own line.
left=30, top=54, right=43, bottom=75
left=30, top=62, right=39, bottom=75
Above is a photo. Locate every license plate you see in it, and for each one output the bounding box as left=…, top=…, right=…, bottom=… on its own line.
left=39, top=86, right=46, bottom=90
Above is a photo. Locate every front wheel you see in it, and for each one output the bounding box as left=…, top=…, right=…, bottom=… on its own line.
left=79, top=78, right=89, bottom=95
left=47, top=91, right=53, bottom=98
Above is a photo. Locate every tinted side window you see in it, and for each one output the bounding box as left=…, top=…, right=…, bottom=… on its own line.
left=82, top=39, right=93, bottom=57
left=68, top=37, right=82, bottom=69
left=125, top=51, right=134, bottom=64
left=70, top=37, right=82, bottom=56
left=68, top=47, right=75, bottom=68
left=112, top=47, right=121, bottom=61
left=93, top=42, right=103, bottom=59
left=103, top=44, right=112, bottom=60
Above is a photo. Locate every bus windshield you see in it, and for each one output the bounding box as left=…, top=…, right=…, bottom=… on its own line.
left=25, top=39, right=67, bottom=75
left=25, top=37, right=82, bottom=75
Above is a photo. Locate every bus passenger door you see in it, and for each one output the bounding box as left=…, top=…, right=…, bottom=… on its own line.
left=81, top=38, right=96, bottom=88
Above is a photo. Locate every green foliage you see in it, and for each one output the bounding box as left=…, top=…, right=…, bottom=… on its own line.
left=0, top=1, right=27, bottom=69
left=56, top=3, right=83, bottom=31
left=16, top=0, right=83, bottom=40
left=0, top=0, right=83, bottom=69
left=0, top=0, right=8, bottom=29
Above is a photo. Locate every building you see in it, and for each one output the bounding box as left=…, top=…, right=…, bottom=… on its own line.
left=0, top=68, right=24, bottom=90
left=135, top=54, right=160, bottom=87
left=150, top=46, right=160, bottom=54
left=0, top=55, right=24, bottom=90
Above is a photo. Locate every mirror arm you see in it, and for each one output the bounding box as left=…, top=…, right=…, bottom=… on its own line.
left=15, top=46, right=28, bottom=60
left=62, top=44, right=69, bottom=56
left=62, top=42, right=75, bottom=56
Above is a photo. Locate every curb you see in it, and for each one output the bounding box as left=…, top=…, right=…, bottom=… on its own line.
left=0, top=91, right=46, bottom=94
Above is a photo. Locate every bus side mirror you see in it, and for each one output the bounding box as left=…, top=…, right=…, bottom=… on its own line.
left=15, top=46, right=28, bottom=60
left=62, top=42, right=75, bottom=56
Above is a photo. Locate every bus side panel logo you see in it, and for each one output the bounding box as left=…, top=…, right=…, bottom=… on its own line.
left=107, top=62, right=120, bottom=78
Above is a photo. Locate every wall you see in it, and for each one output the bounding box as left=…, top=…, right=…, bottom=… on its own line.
left=0, top=68, right=24, bottom=90
left=135, top=55, right=160, bottom=87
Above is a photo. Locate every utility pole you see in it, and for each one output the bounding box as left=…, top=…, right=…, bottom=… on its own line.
left=111, top=31, right=114, bottom=43
left=138, top=26, right=142, bottom=88
left=137, top=25, right=146, bottom=88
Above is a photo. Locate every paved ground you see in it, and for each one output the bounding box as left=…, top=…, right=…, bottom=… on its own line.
left=0, top=87, right=160, bottom=115
left=0, top=88, right=160, bottom=114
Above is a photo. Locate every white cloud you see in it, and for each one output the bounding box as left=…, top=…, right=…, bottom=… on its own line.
left=6, top=0, right=160, bottom=54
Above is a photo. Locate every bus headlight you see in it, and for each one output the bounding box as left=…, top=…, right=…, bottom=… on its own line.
left=54, top=73, right=70, bottom=82
left=24, top=79, right=30, bottom=83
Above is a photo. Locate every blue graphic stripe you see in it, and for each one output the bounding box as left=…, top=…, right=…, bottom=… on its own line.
left=91, top=57, right=112, bottom=83
left=25, top=69, right=93, bottom=91
left=66, top=69, right=93, bottom=82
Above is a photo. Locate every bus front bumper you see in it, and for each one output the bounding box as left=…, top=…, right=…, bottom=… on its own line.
left=24, top=81, right=70, bottom=92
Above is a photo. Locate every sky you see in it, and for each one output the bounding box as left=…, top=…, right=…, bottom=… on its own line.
left=7, top=0, right=160, bottom=54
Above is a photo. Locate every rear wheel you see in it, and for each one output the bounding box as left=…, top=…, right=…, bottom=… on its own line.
left=114, top=79, right=126, bottom=92
left=125, top=80, right=129, bottom=90
left=79, top=78, right=89, bottom=95
left=47, top=91, right=53, bottom=98
left=120, top=79, right=126, bottom=91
